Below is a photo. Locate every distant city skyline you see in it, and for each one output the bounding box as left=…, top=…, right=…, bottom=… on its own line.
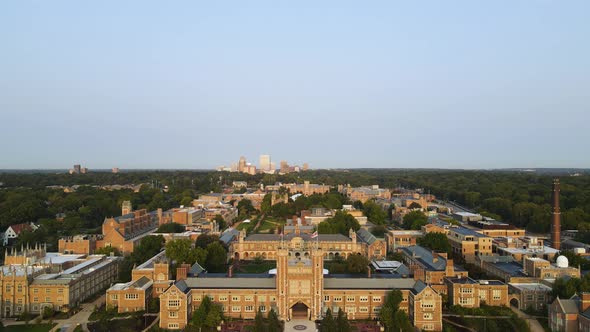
left=1, top=1, right=589, bottom=169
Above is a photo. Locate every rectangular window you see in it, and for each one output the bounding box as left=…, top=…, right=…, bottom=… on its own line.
left=373, top=306, right=382, bottom=313
left=168, top=323, right=179, bottom=329
left=111, top=295, right=118, bottom=300
left=421, top=302, right=435, bottom=309
left=45, top=297, right=50, bottom=302
left=207, top=295, right=215, bottom=301
left=334, top=297, right=342, bottom=302
left=459, top=298, right=474, bottom=305
left=346, top=307, right=356, bottom=313
left=17, top=285, right=23, bottom=292
left=259, top=305, right=266, bottom=313
left=46, top=289, right=51, bottom=294
left=359, top=307, right=368, bottom=313
left=232, top=306, right=241, bottom=312
left=33, top=297, right=39, bottom=302
left=58, top=289, right=63, bottom=294
left=169, top=311, right=178, bottom=318
left=372, top=296, right=382, bottom=302
left=6, top=286, right=11, bottom=292
left=193, top=295, right=202, bottom=301
left=218, top=295, right=228, bottom=301
left=359, top=296, right=368, bottom=302
left=423, top=313, right=433, bottom=320
left=168, top=300, right=180, bottom=307
left=492, top=290, right=502, bottom=300
left=258, top=296, right=266, bottom=302
left=33, top=288, right=38, bottom=294
left=460, top=288, right=473, bottom=294
left=245, top=295, right=254, bottom=302
left=232, top=296, right=240, bottom=301
left=324, top=295, right=330, bottom=302
left=125, top=294, right=139, bottom=300
left=245, top=305, right=254, bottom=312
left=346, top=296, right=355, bottom=302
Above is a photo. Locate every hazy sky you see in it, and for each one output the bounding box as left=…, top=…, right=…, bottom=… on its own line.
left=1, top=1, right=589, bottom=169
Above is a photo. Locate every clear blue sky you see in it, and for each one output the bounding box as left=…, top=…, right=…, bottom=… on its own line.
left=1, top=1, right=589, bottom=169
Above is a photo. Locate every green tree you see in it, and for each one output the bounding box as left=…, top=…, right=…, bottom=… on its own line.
left=363, top=200, right=387, bottom=224
left=214, top=214, right=227, bottom=231
left=336, top=308, right=351, bottom=332
left=408, top=202, right=422, bottom=210
left=254, top=309, right=266, bottom=332
left=237, top=199, right=256, bottom=217
left=417, top=232, right=451, bottom=254
left=320, top=308, right=337, bottom=332
left=195, top=234, right=221, bottom=249
left=166, top=239, right=196, bottom=264
left=205, top=242, right=227, bottom=273
left=402, top=210, right=428, bottom=230
left=267, top=309, right=281, bottom=332
left=156, top=222, right=185, bottom=233
left=346, top=254, right=370, bottom=274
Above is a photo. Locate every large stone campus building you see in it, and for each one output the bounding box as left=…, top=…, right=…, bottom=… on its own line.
left=230, top=227, right=387, bottom=261
left=159, top=238, right=443, bottom=331
left=0, top=245, right=120, bottom=318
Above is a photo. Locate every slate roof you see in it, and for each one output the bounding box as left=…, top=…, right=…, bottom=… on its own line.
left=401, top=245, right=447, bottom=271
left=175, top=280, right=190, bottom=293
left=323, top=278, right=417, bottom=290
left=189, top=262, right=206, bottom=276
left=357, top=228, right=377, bottom=245
left=184, top=277, right=276, bottom=289
left=244, top=233, right=350, bottom=242
left=557, top=297, right=580, bottom=314
left=220, top=228, right=240, bottom=245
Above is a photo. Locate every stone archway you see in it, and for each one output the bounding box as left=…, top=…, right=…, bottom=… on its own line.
left=290, top=301, right=310, bottom=319
left=509, top=297, right=519, bottom=309
left=234, top=252, right=240, bottom=260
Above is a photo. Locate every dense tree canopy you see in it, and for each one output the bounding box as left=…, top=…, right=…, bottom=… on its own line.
left=417, top=232, right=452, bottom=254
left=402, top=210, right=428, bottom=230
left=317, top=211, right=360, bottom=235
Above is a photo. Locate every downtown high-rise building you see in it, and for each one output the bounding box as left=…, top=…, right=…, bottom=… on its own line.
left=259, top=154, right=271, bottom=172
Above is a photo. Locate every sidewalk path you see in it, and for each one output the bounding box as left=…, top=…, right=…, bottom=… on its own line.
left=510, top=306, right=545, bottom=332
left=50, top=294, right=106, bottom=332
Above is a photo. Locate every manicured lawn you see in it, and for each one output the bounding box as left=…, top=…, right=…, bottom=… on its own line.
left=4, top=324, right=57, bottom=332
left=256, top=219, right=284, bottom=233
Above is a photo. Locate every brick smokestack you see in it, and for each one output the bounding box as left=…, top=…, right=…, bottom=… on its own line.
left=551, top=178, right=561, bottom=250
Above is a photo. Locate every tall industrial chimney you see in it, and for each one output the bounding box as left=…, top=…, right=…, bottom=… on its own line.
left=551, top=178, right=561, bottom=250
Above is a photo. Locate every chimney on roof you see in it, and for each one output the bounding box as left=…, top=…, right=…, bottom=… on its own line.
left=176, top=264, right=189, bottom=281
left=446, top=259, right=455, bottom=276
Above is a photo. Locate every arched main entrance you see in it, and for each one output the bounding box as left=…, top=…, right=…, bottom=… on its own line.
left=510, top=298, right=519, bottom=309
left=290, top=302, right=309, bottom=319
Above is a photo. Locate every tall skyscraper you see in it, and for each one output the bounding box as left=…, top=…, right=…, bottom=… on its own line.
left=238, top=156, right=247, bottom=172
left=259, top=155, right=271, bottom=172
left=551, top=178, right=561, bottom=250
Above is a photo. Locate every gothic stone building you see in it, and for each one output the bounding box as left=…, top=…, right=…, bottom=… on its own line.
left=160, top=237, right=442, bottom=331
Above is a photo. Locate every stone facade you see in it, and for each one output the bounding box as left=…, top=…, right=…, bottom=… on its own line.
left=159, top=241, right=442, bottom=331
left=0, top=247, right=120, bottom=317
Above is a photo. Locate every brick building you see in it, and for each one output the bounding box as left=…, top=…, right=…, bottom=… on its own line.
left=0, top=246, right=120, bottom=317
left=159, top=241, right=442, bottom=331
left=445, top=277, right=508, bottom=307
left=231, top=228, right=387, bottom=261
left=400, top=245, right=468, bottom=295
left=106, top=276, right=153, bottom=313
